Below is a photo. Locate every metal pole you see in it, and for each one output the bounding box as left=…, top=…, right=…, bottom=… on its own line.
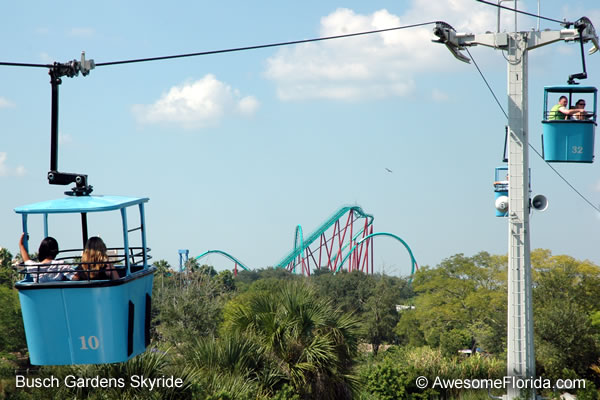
left=49, top=70, right=61, bottom=172
left=81, top=213, right=88, bottom=247
left=505, top=31, right=535, bottom=400
left=433, top=18, right=597, bottom=400
left=514, top=0, right=517, bottom=32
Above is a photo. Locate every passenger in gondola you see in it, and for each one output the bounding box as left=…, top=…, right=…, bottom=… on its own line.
left=19, top=233, right=74, bottom=282
left=571, top=99, right=591, bottom=120
left=72, top=236, right=120, bottom=281
left=549, top=96, right=583, bottom=120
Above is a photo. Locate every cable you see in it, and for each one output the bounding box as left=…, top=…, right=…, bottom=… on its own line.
left=1, top=21, right=437, bottom=69
left=466, top=48, right=600, bottom=214
left=95, top=21, right=438, bottom=67
left=0, top=61, right=51, bottom=68
left=3, top=18, right=595, bottom=212
left=528, top=145, right=600, bottom=213
left=466, top=48, right=508, bottom=119
left=475, top=0, right=569, bottom=26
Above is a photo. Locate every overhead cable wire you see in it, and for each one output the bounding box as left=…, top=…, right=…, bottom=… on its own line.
left=475, top=0, right=569, bottom=26
left=94, top=21, right=438, bottom=67
left=0, top=21, right=438, bottom=69
left=465, top=47, right=600, bottom=214
left=465, top=48, right=507, bottom=119
left=4, top=18, right=595, bottom=211
left=0, top=61, right=51, bottom=68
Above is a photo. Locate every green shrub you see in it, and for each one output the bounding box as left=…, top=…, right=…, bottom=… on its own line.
left=365, top=359, right=407, bottom=400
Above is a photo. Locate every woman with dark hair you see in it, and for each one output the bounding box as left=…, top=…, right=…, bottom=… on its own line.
left=19, top=233, right=73, bottom=282
left=72, top=236, right=119, bottom=281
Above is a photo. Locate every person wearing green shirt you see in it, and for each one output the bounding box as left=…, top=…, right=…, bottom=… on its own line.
left=548, top=95, right=581, bottom=120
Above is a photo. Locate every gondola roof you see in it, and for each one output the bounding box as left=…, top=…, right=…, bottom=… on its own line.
left=14, top=195, right=149, bottom=214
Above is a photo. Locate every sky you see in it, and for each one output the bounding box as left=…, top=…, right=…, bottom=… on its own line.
left=1, top=0, right=600, bottom=276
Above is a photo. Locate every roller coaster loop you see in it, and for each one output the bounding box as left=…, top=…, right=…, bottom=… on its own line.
left=335, top=232, right=418, bottom=280
left=194, top=250, right=251, bottom=276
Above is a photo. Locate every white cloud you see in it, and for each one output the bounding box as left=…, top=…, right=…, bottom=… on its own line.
left=556, top=45, right=575, bottom=56
left=0, top=152, right=26, bottom=177
left=265, top=1, right=503, bottom=101
left=39, top=52, right=53, bottom=63
left=0, top=97, right=14, bottom=108
left=0, top=153, right=7, bottom=176
left=15, top=166, right=26, bottom=177
left=59, top=133, right=73, bottom=145
left=132, top=74, right=260, bottom=129
left=69, top=27, right=95, bottom=37
left=237, top=96, right=260, bottom=115
left=432, top=89, right=449, bottom=102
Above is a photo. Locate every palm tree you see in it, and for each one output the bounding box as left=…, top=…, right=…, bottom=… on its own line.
left=153, top=259, right=172, bottom=277
left=188, top=333, right=281, bottom=399
left=224, top=281, right=362, bottom=399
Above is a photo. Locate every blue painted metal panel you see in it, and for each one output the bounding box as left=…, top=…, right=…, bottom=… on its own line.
left=17, top=270, right=154, bottom=365
left=544, top=85, right=597, bottom=93
left=542, top=121, right=595, bottom=162
left=14, top=195, right=148, bottom=214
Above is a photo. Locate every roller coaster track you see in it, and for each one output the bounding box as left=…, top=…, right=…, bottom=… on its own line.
left=194, top=250, right=251, bottom=273
left=274, top=206, right=374, bottom=275
left=193, top=205, right=417, bottom=277
left=336, top=232, right=418, bottom=281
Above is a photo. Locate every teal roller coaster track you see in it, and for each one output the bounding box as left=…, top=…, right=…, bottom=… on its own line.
left=194, top=205, right=417, bottom=277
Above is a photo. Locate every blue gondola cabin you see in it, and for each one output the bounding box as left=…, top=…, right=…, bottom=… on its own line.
left=542, top=85, right=597, bottom=163
left=14, top=195, right=155, bottom=365
left=493, top=166, right=509, bottom=217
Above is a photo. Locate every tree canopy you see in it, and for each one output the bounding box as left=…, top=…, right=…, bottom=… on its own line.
left=2, top=249, right=600, bottom=400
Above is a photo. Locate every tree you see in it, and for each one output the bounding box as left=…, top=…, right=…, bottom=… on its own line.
left=532, top=251, right=600, bottom=381
left=395, top=309, right=426, bottom=347
left=152, top=271, right=229, bottom=347
left=439, top=328, right=472, bottom=358
left=216, top=270, right=236, bottom=292
left=407, top=252, right=507, bottom=354
left=0, top=285, right=26, bottom=353
left=187, top=333, right=274, bottom=399
left=223, top=280, right=362, bottom=399
left=152, top=259, right=172, bottom=277
left=364, top=358, right=408, bottom=400
left=0, top=247, right=18, bottom=288
left=198, top=264, right=217, bottom=277
left=312, top=270, right=375, bottom=315
left=363, top=277, right=403, bottom=355
left=0, top=248, right=26, bottom=354
left=184, top=258, right=200, bottom=273
left=0, top=248, right=13, bottom=269
left=312, top=270, right=414, bottom=355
